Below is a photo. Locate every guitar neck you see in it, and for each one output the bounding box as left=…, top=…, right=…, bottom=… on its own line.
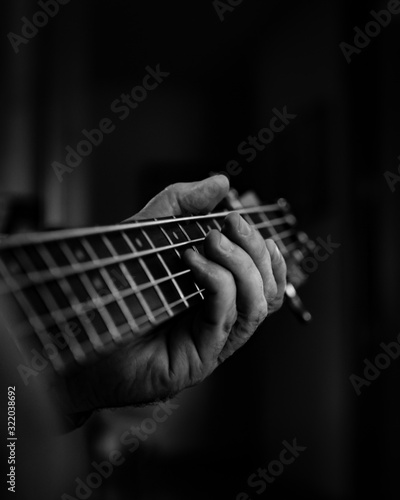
left=0, top=199, right=309, bottom=375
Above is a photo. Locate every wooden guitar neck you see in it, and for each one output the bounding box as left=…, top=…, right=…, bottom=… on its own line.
left=0, top=191, right=314, bottom=375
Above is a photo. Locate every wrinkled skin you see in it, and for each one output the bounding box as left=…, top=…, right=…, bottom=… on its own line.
left=62, top=176, right=287, bottom=417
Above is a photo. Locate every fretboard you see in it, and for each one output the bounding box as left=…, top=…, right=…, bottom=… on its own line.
left=0, top=200, right=311, bottom=375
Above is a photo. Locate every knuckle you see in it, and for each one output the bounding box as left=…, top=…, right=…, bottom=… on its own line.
left=265, top=280, right=278, bottom=302
left=245, top=300, right=269, bottom=329
left=205, top=229, right=222, bottom=246
left=241, top=255, right=257, bottom=276
left=209, top=264, right=235, bottom=290
left=162, top=184, right=181, bottom=211
left=220, top=269, right=236, bottom=290
left=222, top=304, right=238, bottom=334
left=266, top=239, right=280, bottom=262
left=258, top=300, right=269, bottom=321
left=252, top=232, right=268, bottom=259
left=166, top=182, right=183, bottom=193
left=275, top=295, right=285, bottom=310
left=243, top=292, right=268, bottom=327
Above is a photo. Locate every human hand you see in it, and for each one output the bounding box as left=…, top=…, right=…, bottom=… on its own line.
left=66, top=176, right=287, bottom=415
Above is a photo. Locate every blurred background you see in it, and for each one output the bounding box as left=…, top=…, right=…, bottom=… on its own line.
left=1, top=0, right=400, bottom=499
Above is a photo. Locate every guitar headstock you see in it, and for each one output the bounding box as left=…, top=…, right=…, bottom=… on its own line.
left=220, top=188, right=315, bottom=323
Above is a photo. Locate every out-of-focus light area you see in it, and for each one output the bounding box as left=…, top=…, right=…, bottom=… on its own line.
left=1, top=0, right=400, bottom=499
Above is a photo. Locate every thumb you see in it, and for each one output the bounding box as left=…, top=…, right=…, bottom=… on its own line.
left=132, top=175, right=230, bottom=220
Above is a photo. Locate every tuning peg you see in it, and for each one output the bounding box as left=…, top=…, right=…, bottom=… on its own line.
left=297, top=231, right=308, bottom=244
left=277, top=198, right=291, bottom=211
left=285, top=282, right=312, bottom=324
left=297, top=231, right=317, bottom=252
left=285, top=214, right=297, bottom=226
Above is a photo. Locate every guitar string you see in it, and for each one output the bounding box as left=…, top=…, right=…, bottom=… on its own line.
left=48, top=289, right=207, bottom=364
left=0, top=210, right=302, bottom=349
left=0, top=227, right=298, bottom=336
left=0, top=205, right=282, bottom=248
left=0, top=219, right=297, bottom=292
left=6, top=287, right=208, bottom=370
left=0, top=230, right=300, bottom=343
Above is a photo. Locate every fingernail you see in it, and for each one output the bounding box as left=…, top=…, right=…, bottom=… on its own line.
left=238, top=215, right=251, bottom=235
left=219, top=233, right=234, bottom=252
left=273, top=242, right=283, bottom=260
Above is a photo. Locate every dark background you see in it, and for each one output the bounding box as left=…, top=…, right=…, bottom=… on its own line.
left=1, top=1, right=400, bottom=499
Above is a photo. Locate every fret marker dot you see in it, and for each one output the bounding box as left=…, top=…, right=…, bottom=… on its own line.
left=93, top=277, right=103, bottom=291
left=135, top=238, right=143, bottom=248
left=75, top=249, right=86, bottom=261
left=294, top=250, right=303, bottom=261
left=172, top=232, right=179, bottom=240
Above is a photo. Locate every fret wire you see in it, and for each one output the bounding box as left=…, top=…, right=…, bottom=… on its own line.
left=0, top=204, right=282, bottom=249
left=15, top=244, right=73, bottom=337
left=285, top=241, right=305, bottom=254
left=137, top=229, right=173, bottom=318
left=31, top=287, right=208, bottom=352
left=149, top=288, right=205, bottom=322
left=0, top=258, right=44, bottom=333
left=206, top=221, right=216, bottom=232
left=94, top=235, right=141, bottom=335
left=11, top=286, right=207, bottom=374
left=2, top=222, right=296, bottom=293
left=0, top=253, right=87, bottom=366
left=254, top=211, right=290, bottom=257
left=118, top=233, right=157, bottom=325
left=2, top=237, right=204, bottom=289
left=81, top=236, right=133, bottom=344
left=177, top=222, right=204, bottom=300
left=8, top=269, right=194, bottom=335
left=212, top=219, right=222, bottom=230
left=124, top=229, right=173, bottom=319
left=195, top=221, right=208, bottom=237
left=140, top=229, right=175, bottom=317
left=38, top=244, right=93, bottom=362
left=268, top=229, right=296, bottom=243
left=38, top=243, right=77, bottom=323
left=62, top=240, right=122, bottom=347
left=3, top=199, right=303, bottom=371
left=143, top=221, right=191, bottom=308
left=95, top=235, right=141, bottom=334
left=250, top=216, right=287, bottom=230
left=5, top=233, right=303, bottom=361
left=159, top=222, right=189, bottom=307
left=31, top=327, right=69, bottom=373
left=177, top=223, right=199, bottom=252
